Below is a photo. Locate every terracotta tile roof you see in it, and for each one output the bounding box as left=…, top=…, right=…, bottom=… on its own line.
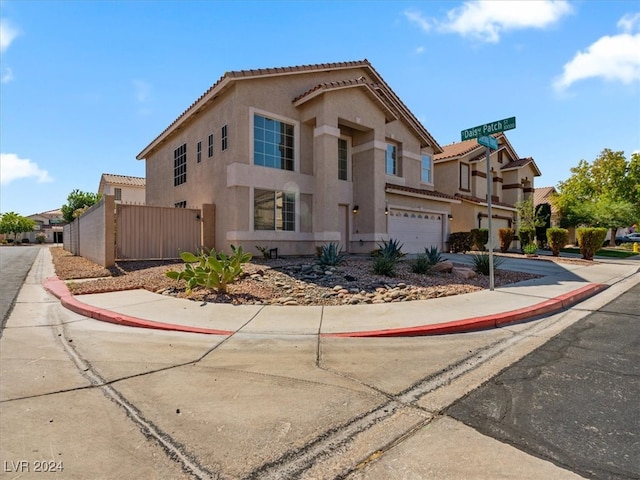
left=533, top=186, right=557, bottom=206
left=433, top=138, right=482, bottom=161
left=385, top=183, right=459, bottom=201
left=100, top=173, right=146, bottom=187
left=501, top=157, right=542, bottom=176
left=455, top=193, right=515, bottom=209
left=137, top=59, right=442, bottom=159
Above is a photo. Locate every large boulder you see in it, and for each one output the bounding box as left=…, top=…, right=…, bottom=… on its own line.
left=432, top=260, right=454, bottom=273
left=452, top=267, right=476, bottom=279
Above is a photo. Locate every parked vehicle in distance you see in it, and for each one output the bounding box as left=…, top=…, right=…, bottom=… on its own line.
left=615, top=233, right=640, bottom=245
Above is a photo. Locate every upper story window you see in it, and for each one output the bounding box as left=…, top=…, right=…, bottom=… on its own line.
left=114, top=188, right=122, bottom=201
left=421, top=154, right=432, bottom=183
left=221, top=125, right=228, bottom=151
left=338, top=138, right=348, bottom=181
left=254, top=189, right=295, bottom=231
left=197, top=141, right=202, bottom=163
left=386, top=143, right=397, bottom=175
left=175, top=201, right=186, bottom=208
left=208, top=134, right=214, bottom=158
left=254, top=114, right=294, bottom=171
left=174, top=144, right=187, bottom=186
left=460, top=162, right=470, bottom=191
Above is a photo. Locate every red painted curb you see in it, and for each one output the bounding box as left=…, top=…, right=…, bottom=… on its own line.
left=322, top=283, right=608, bottom=338
left=43, top=277, right=234, bottom=336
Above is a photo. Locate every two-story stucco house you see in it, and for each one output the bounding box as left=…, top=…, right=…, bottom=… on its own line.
left=434, top=133, right=541, bottom=244
left=98, top=173, right=146, bottom=205
left=136, top=60, right=461, bottom=255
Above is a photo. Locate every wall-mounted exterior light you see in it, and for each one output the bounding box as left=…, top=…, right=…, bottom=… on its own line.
left=352, top=205, right=359, bottom=214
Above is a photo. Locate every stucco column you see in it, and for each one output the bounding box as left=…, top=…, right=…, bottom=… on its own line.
left=313, top=124, right=341, bottom=240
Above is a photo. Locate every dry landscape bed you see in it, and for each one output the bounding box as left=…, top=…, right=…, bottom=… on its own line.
left=49, top=247, right=591, bottom=307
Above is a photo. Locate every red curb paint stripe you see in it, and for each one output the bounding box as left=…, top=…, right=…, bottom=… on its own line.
left=323, top=283, right=608, bottom=338
left=43, top=277, right=233, bottom=336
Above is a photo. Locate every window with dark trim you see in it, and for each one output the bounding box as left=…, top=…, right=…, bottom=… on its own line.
left=175, top=201, right=186, bottom=208
left=197, top=141, right=202, bottom=163
left=254, top=114, right=294, bottom=171
left=460, top=162, right=470, bottom=191
left=208, top=134, right=214, bottom=158
left=174, top=144, right=187, bottom=186
left=221, top=124, right=228, bottom=151
left=254, top=189, right=295, bottom=231
left=114, top=188, right=122, bottom=201
left=338, top=138, right=348, bottom=181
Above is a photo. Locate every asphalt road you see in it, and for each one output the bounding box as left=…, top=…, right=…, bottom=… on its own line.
left=448, top=281, right=640, bottom=480
left=0, top=245, right=39, bottom=333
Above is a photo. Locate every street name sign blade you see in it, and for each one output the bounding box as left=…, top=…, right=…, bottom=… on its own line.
left=478, top=135, right=498, bottom=150
left=461, top=116, right=516, bottom=141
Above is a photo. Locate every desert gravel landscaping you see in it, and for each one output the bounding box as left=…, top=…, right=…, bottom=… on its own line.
left=47, top=246, right=599, bottom=307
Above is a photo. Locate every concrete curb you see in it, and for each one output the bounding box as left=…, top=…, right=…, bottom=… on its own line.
left=42, top=277, right=234, bottom=336
left=322, top=283, right=609, bottom=338
left=43, top=277, right=608, bottom=338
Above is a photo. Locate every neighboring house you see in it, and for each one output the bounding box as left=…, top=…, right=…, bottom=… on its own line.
left=26, top=209, right=66, bottom=243
left=98, top=173, right=146, bottom=204
left=433, top=133, right=541, bottom=245
left=533, top=186, right=560, bottom=226
left=136, top=59, right=461, bottom=255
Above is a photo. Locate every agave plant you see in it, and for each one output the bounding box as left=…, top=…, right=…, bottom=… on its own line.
left=316, top=242, right=346, bottom=267
left=377, top=238, right=404, bottom=260
left=424, top=246, right=443, bottom=265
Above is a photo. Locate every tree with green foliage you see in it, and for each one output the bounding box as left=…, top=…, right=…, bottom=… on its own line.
left=61, top=189, right=102, bottom=223
left=0, top=212, right=36, bottom=243
left=552, top=149, right=640, bottom=246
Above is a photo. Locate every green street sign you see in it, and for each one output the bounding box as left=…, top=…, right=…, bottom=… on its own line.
left=478, top=135, right=498, bottom=150
left=461, top=117, right=516, bottom=141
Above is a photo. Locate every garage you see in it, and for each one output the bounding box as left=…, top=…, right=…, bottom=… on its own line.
left=388, top=209, right=444, bottom=254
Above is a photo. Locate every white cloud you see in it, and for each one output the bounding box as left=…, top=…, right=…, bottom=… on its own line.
left=554, top=15, right=640, bottom=91
left=1, top=67, right=14, bottom=83
left=415, top=46, right=425, bottom=54
left=0, top=153, right=53, bottom=185
left=0, top=18, right=20, bottom=53
left=439, top=0, right=572, bottom=43
left=404, top=9, right=432, bottom=32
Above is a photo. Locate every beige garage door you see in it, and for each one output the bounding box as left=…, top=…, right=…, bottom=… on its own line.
left=388, top=210, right=443, bottom=254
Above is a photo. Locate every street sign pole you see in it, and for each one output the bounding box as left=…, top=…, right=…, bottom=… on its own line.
left=485, top=146, right=494, bottom=291
left=461, top=116, right=516, bottom=292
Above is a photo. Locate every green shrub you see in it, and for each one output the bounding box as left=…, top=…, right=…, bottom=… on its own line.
left=471, top=252, right=505, bottom=275
left=411, top=254, right=432, bottom=274
left=470, top=228, right=489, bottom=251
left=577, top=227, right=607, bottom=260
left=498, top=228, right=515, bottom=253
left=424, top=246, right=443, bottom=265
left=36, top=234, right=46, bottom=244
left=546, top=227, right=568, bottom=257
left=377, top=238, right=404, bottom=260
left=372, top=255, right=397, bottom=276
left=317, top=242, right=346, bottom=267
left=523, top=243, right=538, bottom=255
left=166, top=245, right=252, bottom=294
left=21, top=238, right=30, bottom=244
left=518, top=227, right=536, bottom=250
left=448, top=232, right=473, bottom=253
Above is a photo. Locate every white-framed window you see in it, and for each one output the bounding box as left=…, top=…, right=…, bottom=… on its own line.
left=208, top=134, right=214, bottom=158
left=114, top=188, right=122, bottom=201
left=174, top=144, right=187, bottom=186
left=386, top=143, right=397, bottom=175
left=254, top=113, right=294, bottom=171
left=338, top=137, right=349, bottom=181
left=460, top=162, right=470, bottom=191
left=197, top=141, right=202, bottom=163
left=254, top=189, right=295, bottom=231
left=221, top=124, right=228, bottom=151
left=421, top=154, right=432, bottom=183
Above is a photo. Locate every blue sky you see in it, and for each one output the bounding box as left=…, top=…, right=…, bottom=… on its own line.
left=1, top=0, right=639, bottom=217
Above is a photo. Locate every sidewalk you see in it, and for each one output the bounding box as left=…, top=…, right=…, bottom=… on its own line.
left=43, top=257, right=639, bottom=337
